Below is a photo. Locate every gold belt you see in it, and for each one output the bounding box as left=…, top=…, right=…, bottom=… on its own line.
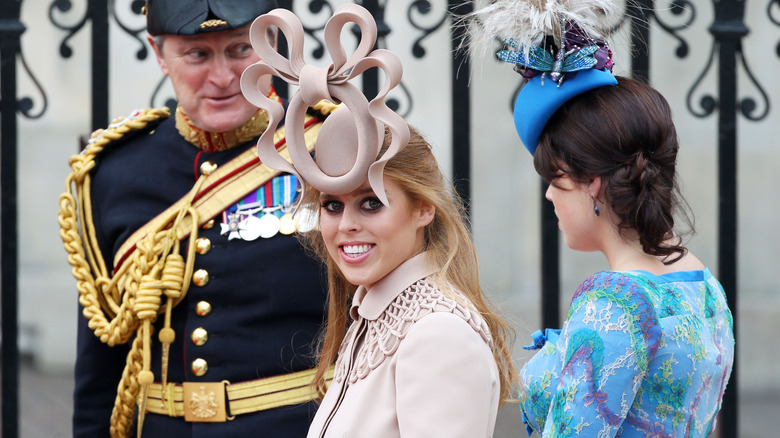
left=144, top=367, right=332, bottom=422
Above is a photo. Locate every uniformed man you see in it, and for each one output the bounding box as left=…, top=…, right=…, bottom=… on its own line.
left=59, top=1, right=331, bottom=436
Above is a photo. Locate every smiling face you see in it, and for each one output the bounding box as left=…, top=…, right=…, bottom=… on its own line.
left=149, top=26, right=267, bottom=133
left=319, top=179, right=434, bottom=289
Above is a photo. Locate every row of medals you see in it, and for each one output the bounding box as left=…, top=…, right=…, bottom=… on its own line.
left=222, top=204, right=317, bottom=241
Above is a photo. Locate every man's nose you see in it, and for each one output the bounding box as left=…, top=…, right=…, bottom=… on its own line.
left=209, top=56, right=235, bottom=88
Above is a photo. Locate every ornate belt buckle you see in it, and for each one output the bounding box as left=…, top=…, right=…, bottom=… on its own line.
left=182, top=381, right=228, bottom=422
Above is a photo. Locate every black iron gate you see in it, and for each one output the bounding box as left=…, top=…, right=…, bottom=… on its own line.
left=3, top=0, right=774, bottom=436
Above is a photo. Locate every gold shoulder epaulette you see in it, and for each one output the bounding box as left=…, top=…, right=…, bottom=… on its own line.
left=64, top=107, right=171, bottom=205
left=82, top=107, right=170, bottom=155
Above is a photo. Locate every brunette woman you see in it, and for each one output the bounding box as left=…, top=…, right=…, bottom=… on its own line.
left=469, top=1, right=735, bottom=435
left=519, top=76, right=734, bottom=438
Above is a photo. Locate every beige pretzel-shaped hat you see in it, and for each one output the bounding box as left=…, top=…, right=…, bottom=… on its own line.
left=240, top=4, right=408, bottom=206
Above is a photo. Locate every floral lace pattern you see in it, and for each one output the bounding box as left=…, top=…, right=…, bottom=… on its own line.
left=334, top=277, right=493, bottom=385
left=520, top=270, right=734, bottom=438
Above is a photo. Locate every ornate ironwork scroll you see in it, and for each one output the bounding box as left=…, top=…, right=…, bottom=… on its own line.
left=111, top=0, right=149, bottom=60
left=408, top=0, right=448, bottom=58
left=685, top=5, right=770, bottom=121
left=49, top=0, right=89, bottom=58
left=17, top=49, right=48, bottom=119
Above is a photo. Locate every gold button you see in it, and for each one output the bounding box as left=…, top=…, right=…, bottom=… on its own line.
left=191, top=327, right=208, bottom=346
left=195, top=237, right=212, bottom=255
left=192, top=269, right=209, bottom=287
left=191, top=358, right=208, bottom=377
left=202, top=219, right=215, bottom=229
left=200, top=161, right=218, bottom=176
left=196, top=301, right=212, bottom=317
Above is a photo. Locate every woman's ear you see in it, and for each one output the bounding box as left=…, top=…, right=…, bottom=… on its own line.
left=587, top=177, right=603, bottom=200
left=415, top=200, right=436, bottom=229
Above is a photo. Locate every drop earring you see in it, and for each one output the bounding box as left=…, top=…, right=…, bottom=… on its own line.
left=593, top=199, right=600, bottom=217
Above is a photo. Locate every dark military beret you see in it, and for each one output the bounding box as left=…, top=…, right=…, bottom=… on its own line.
left=145, top=0, right=277, bottom=36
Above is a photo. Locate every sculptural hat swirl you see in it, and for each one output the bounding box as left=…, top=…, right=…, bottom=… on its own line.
left=240, top=4, right=409, bottom=206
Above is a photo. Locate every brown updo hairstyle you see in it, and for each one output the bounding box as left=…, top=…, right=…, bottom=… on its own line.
left=534, top=76, right=691, bottom=263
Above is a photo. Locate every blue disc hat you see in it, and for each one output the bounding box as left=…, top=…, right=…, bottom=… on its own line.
left=469, top=0, right=620, bottom=155
left=513, top=68, right=616, bottom=155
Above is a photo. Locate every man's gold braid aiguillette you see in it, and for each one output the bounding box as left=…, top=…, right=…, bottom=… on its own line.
left=57, top=107, right=207, bottom=438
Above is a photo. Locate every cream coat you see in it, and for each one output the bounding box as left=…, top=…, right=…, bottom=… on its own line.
left=307, top=253, right=500, bottom=437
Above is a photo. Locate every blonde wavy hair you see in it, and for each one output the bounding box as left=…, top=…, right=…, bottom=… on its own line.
left=300, top=125, right=517, bottom=405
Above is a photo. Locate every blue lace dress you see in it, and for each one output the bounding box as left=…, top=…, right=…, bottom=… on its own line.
left=520, top=269, right=734, bottom=437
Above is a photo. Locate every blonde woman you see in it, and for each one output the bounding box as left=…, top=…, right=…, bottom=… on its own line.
left=303, top=127, right=516, bottom=437
left=239, top=6, right=516, bottom=436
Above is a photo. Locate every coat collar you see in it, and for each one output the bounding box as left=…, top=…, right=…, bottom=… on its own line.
left=350, top=252, right=439, bottom=321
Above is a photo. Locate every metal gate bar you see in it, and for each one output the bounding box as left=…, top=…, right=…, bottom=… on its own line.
left=0, top=1, right=25, bottom=437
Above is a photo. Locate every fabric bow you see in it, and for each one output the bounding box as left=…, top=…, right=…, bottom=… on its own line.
left=240, top=4, right=409, bottom=206
left=522, top=328, right=561, bottom=350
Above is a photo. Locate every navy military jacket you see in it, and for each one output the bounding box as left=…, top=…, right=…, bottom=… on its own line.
left=73, top=114, right=328, bottom=437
